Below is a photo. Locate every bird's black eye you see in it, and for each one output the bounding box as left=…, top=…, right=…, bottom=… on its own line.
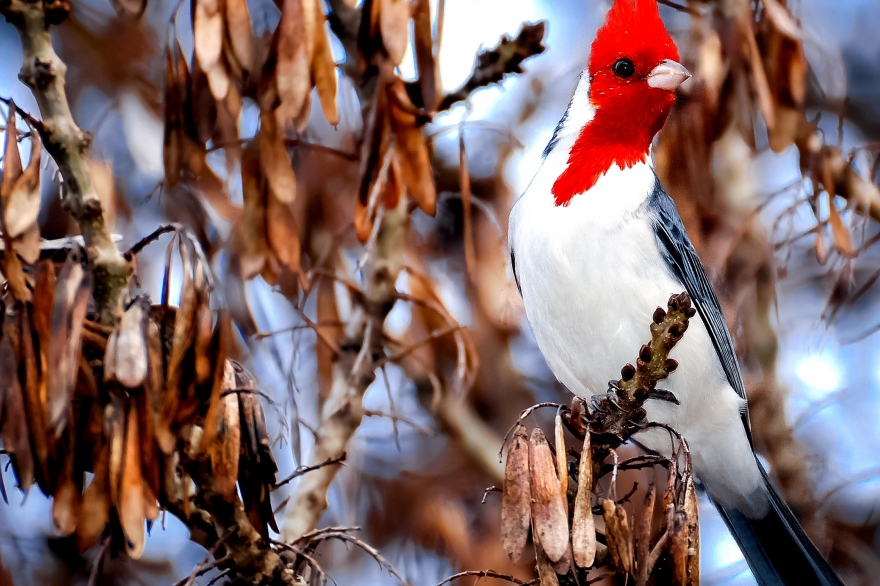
left=612, top=58, right=635, bottom=79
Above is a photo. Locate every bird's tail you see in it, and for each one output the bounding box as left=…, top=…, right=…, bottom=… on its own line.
left=715, top=463, right=844, bottom=586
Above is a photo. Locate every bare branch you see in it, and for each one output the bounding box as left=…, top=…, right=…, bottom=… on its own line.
left=1, top=0, right=131, bottom=324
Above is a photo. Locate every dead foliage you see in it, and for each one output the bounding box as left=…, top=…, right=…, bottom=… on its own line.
left=454, top=294, right=701, bottom=586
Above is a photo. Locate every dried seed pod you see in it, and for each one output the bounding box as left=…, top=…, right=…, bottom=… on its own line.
left=501, top=425, right=530, bottom=562
left=529, top=427, right=569, bottom=563
left=115, top=300, right=148, bottom=389
left=636, top=483, right=656, bottom=584
left=684, top=476, right=700, bottom=585
left=554, top=412, right=568, bottom=505
left=534, top=533, right=561, bottom=586
left=670, top=510, right=689, bottom=586
left=572, top=433, right=596, bottom=568
left=603, top=498, right=633, bottom=574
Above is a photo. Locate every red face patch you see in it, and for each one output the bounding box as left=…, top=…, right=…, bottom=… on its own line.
left=552, top=0, right=681, bottom=206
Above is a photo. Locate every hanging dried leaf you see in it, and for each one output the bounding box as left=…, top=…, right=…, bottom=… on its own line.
left=411, top=0, right=437, bottom=110
left=48, top=258, right=91, bottom=434
left=106, top=397, right=125, bottom=505
left=260, top=116, right=297, bottom=204
left=120, top=404, right=148, bottom=558
left=636, top=483, right=656, bottom=584
left=388, top=80, right=436, bottom=215
left=53, top=477, right=81, bottom=537
left=19, top=307, right=50, bottom=489
left=3, top=131, right=41, bottom=239
left=163, top=42, right=188, bottom=188
left=273, top=0, right=312, bottom=122
left=194, top=0, right=228, bottom=99
left=534, top=534, right=561, bottom=586
left=684, top=476, right=700, bottom=585
left=225, top=0, right=254, bottom=72
left=554, top=412, right=568, bottom=505
left=115, top=299, right=149, bottom=388
left=379, top=0, right=410, bottom=66
left=310, top=0, right=339, bottom=125
left=0, top=326, right=34, bottom=490
left=670, top=510, right=689, bottom=586
left=603, top=498, right=634, bottom=574
left=572, top=433, right=596, bottom=568
left=501, top=424, right=530, bottom=563
left=77, top=442, right=110, bottom=552
left=213, top=363, right=241, bottom=500
left=528, top=427, right=568, bottom=563
left=0, top=106, right=30, bottom=301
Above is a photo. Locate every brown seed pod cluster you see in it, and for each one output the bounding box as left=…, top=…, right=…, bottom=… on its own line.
left=497, top=293, right=700, bottom=585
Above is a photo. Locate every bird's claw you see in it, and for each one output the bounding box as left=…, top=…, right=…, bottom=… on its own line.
left=649, top=389, right=680, bottom=405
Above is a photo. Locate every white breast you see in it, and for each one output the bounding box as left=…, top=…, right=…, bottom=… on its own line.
left=509, top=149, right=767, bottom=516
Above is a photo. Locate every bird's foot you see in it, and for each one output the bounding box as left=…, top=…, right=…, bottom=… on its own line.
left=648, top=389, right=680, bottom=405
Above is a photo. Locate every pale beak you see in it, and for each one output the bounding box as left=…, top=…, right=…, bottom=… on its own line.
left=646, top=59, right=691, bottom=91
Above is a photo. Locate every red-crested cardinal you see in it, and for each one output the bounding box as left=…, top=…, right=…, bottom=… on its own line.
left=508, top=1, right=843, bottom=584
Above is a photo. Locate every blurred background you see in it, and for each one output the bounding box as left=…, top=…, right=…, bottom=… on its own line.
left=1, top=0, right=879, bottom=584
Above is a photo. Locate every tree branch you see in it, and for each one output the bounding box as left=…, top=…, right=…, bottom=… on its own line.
left=1, top=0, right=130, bottom=324
left=282, top=194, right=409, bottom=542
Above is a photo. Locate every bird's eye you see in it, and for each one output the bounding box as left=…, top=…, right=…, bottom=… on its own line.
left=612, top=58, right=635, bottom=79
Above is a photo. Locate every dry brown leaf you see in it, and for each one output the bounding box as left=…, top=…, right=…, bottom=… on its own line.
left=225, top=0, right=254, bottom=72
left=310, top=0, right=339, bottom=125
left=120, top=404, right=147, bottom=558
left=554, top=412, right=568, bottom=506
left=274, top=0, right=312, bottom=123
left=115, top=300, right=149, bottom=388
left=19, top=308, right=50, bottom=489
left=501, top=424, right=530, bottom=563
left=266, top=194, right=302, bottom=274
left=4, top=131, right=41, bottom=239
left=213, top=364, right=241, bottom=501
left=603, top=498, right=634, bottom=574
left=744, top=20, right=775, bottom=131
left=259, top=115, right=297, bottom=204
left=163, top=44, right=187, bottom=187
left=52, top=478, right=81, bottom=537
left=106, top=397, right=125, bottom=505
left=684, top=476, right=700, bottom=585
left=48, top=259, right=91, bottom=433
left=636, top=483, right=656, bottom=584
left=411, top=0, right=437, bottom=110
left=77, top=443, right=110, bottom=552
left=827, top=194, right=852, bottom=255
left=763, top=0, right=801, bottom=40
left=388, top=81, right=436, bottom=215
left=379, top=0, right=410, bottom=66
left=0, top=327, right=33, bottom=490
left=0, top=107, right=30, bottom=301
left=528, top=427, right=568, bottom=563
left=534, top=534, right=561, bottom=586
left=194, top=0, right=227, bottom=99
left=572, top=433, right=596, bottom=568
left=670, top=510, right=688, bottom=586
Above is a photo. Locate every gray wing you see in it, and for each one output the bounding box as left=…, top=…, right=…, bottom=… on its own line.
left=647, top=180, right=750, bottom=430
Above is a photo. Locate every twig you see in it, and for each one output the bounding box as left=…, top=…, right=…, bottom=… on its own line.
left=125, top=224, right=177, bottom=258
left=436, top=22, right=547, bottom=112
left=482, top=486, right=501, bottom=504
left=274, top=453, right=348, bottom=488
left=656, top=0, right=701, bottom=16
left=437, top=570, right=538, bottom=586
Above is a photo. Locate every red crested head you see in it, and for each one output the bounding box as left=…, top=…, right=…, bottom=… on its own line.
left=552, top=0, right=689, bottom=206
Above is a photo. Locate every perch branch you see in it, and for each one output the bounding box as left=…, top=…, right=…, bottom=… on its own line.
left=1, top=0, right=130, bottom=324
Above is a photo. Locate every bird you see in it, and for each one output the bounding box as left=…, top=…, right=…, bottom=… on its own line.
left=507, top=1, right=843, bottom=584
